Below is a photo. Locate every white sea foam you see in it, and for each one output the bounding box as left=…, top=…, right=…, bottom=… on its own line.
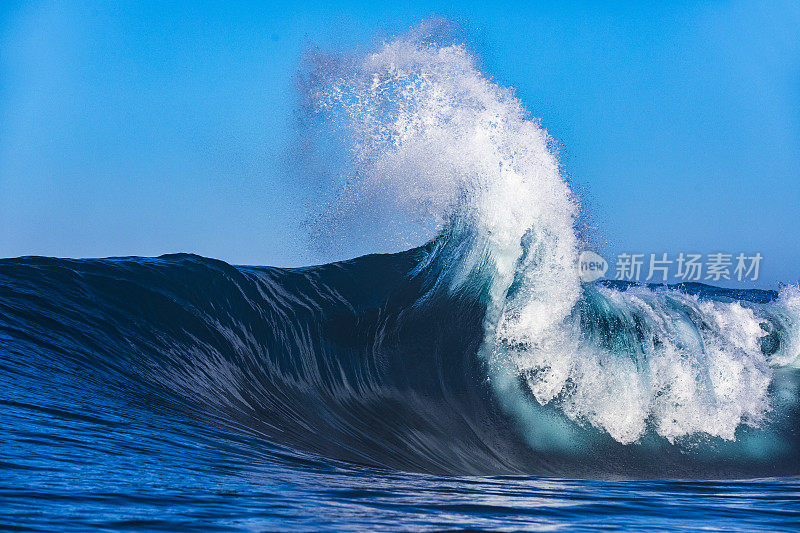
left=303, top=21, right=792, bottom=447
left=511, top=287, right=774, bottom=444
left=771, top=284, right=800, bottom=368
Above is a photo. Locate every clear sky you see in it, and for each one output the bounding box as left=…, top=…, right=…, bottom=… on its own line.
left=1, top=1, right=798, bottom=287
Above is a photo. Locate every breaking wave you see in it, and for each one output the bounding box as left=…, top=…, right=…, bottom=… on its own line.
left=1, top=22, right=798, bottom=479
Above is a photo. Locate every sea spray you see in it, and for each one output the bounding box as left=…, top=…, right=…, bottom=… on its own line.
left=301, top=21, right=796, bottom=451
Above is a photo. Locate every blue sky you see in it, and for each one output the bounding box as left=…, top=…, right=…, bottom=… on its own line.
left=1, top=1, right=798, bottom=287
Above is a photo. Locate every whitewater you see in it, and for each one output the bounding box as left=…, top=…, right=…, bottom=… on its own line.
left=300, top=22, right=800, bottom=462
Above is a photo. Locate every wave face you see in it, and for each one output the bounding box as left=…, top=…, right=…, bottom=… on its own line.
left=2, top=22, right=799, bottom=482
left=1, top=252, right=798, bottom=479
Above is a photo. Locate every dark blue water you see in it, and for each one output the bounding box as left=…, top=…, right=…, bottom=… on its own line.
left=1, top=251, right=799, bottom=531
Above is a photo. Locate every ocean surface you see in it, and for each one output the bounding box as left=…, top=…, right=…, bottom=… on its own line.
left=1, top=251, right=798, bottom=531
